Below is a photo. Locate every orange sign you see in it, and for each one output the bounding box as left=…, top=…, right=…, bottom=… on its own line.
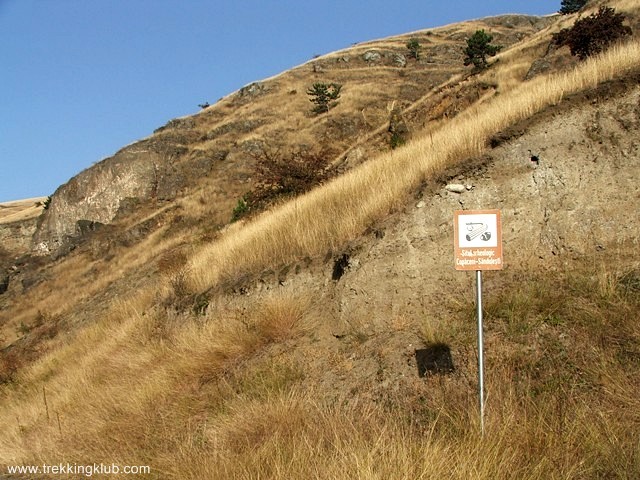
left=454, top=210, right=503, bottom=271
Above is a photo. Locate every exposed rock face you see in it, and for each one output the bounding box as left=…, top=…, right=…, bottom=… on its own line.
left=248, top=82, right=640, bottom=351
left=363, top=50, right=382, bottom=63
left=0, top=218, right=39, bottom=259
left=31, top=128, right=225, bottom=256
left=32, top=142, right=161, bottom=255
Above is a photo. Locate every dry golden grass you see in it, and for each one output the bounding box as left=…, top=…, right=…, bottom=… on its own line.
left=0, top=216, right=190, bottom=350
left=0, top=288, right=314, bottom=473
left=2, top=245, right=639, bottom=478
left=0, top=197, right=46, bottom=224
left=187, top=39, right=640, bottom=294
left=2, top=10, right=640, bottom=479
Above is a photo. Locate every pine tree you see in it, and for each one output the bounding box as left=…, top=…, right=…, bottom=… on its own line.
left=406, top=38, right=421, bottom=60
left=306, top=83, right=342, bottom=114
left=463, top=30, right=502, bottom=70
left=559, top=0, right=588, bottom=15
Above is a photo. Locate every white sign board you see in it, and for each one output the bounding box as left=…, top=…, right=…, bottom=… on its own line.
left=454, top=210, right=503, bottom=271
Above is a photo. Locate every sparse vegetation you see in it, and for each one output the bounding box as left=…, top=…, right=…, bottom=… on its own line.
left=245, top=145, right=331, bottom=212
left=1, top=261, right=638, bottom=477
left=554, top=6, right=632, bottom=60
left=388, top=106, right=409, bottom=149
left=306, top=82, right=342, bottom=114
left=463, top=29, right=502, bottom=70
left=2, top=7, right=640, bottom=477
left=389, top=131, right=406, bottom=149
left=188, top=40, right=640, bottom=293
left=231, top=196, right=249, bottom=222
left=406, top=38, right=421, bottom=60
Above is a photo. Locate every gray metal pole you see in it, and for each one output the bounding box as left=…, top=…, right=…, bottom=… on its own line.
left=476, top=269, right=485, bottom=435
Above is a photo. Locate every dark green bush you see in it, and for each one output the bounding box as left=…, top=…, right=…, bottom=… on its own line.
left=554, top=6, right=632, bottom=60
left=231, top=196, right=250, bottom=222
left=406, top=38, right=421, bottom=60
left=390, top=132, right=406, bottom=149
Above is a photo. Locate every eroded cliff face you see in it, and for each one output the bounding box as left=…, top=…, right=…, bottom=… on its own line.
left=32, top=143, right=161, bottom=255
left=0, top=218, right=38, bottom=260
left=0, top=198, right=45, bottom=263
left=221, top=79, right=640, bottom=354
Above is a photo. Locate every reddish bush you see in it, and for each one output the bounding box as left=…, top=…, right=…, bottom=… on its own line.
left=233, top=146, right=332, bottom=220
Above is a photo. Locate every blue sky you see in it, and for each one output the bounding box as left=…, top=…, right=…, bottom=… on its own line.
left=0, top=0, right=560, bottom=202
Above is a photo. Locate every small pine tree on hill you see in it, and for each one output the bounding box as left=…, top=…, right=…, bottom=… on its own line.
left=406, top=38, right=421, bottom=60
left=559, top=0, right=588, bottom=15
left=463, top=30, right=502, bottom=70
left=306, top=83, right=342, bottom=114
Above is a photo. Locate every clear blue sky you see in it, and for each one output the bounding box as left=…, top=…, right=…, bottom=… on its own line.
left=0, top=0, right=560, bottom=202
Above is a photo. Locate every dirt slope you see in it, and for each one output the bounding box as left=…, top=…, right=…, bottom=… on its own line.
left=217, top=75, right=640, bottom=403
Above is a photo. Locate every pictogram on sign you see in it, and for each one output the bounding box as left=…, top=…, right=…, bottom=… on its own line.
left=454, top=210, right=503, bottom=271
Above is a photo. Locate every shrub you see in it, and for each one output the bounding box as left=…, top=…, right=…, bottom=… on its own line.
left=559, top=0, right=588, bottom=15
left=247, top=145, right=331, bottom=210
left=0, top=350, right=21, bottom=384
left=231, top=196, right=250, bottom=222
left=389, top=132, right=406, bottom=149
left=463, top=30, right=502, bottom=70
left=388, top=106, right=409, bottom=149
left=307, top=83, right=342, bottom=114
left=406, top=38, right=421, bottom=60
left=554, top=6, right=632, bottom=60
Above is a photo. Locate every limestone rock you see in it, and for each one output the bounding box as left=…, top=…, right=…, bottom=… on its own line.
left=363, top=51, right=381, bottom=63
left=392, top=53, right=407, bottom=68
left=445, top=184, right=466, bottom=193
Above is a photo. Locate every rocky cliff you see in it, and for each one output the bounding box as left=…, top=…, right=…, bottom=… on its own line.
left=33, top=142, right=159, bottom=255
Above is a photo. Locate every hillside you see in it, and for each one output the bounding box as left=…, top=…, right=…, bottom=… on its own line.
left=1, top=1, right=640, bottom=478
left=0, top=198, right=46, bottom=282
left=0, top=198, right=46, bottom=226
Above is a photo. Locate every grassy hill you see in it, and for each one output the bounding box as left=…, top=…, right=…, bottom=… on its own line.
left=1, top=1, right=639, bottom=478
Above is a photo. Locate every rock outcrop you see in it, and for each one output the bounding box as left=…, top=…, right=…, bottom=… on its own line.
left=32, top=142, right=161, bottom=255
left=0, top=218, right=39, bottom=259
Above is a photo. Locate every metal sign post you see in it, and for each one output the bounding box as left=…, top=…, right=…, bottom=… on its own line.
left=476, top=269, right=485, bottom=435
left=454, top=210, right=503, bottom=435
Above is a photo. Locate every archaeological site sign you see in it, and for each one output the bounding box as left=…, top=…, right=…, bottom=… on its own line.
left=454, top=209, right=503, bottom=434
left=454, top=209, right=503, bottom=271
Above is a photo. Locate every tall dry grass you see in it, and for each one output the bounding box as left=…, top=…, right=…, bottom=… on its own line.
left=0, top=288, right=311, bottom=465
left=2, top=16, right=640, bottom=480
left=188, top=39, right=640, bottom=294
left=171, top=262, right=638, bottom=480
left=2, top=188, right=639, bottom=479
